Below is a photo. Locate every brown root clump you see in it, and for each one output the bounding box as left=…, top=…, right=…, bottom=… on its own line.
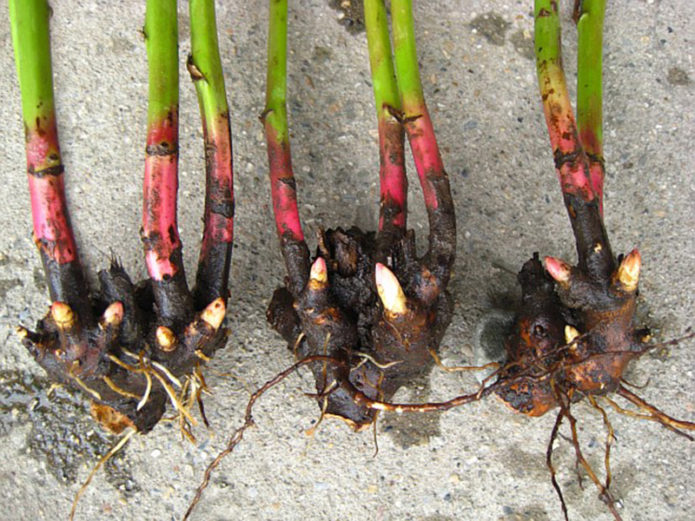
left=17, top=262, right=227, bottom=435
left=267, top=227, right=453, bottom=430
left=495, top=249, right=646, bottom=416
left=496, top=249, right=695, bottom=521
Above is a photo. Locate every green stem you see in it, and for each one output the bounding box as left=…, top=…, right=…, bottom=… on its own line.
left=9, top=0, right=55, bottom=137
left=189, top=0, right=228, bottom=118
left=576, top=0, right=606, bottom=208
left=265, top=0, right=290, bottom=142
left=391, top=0, right=424, bottom=112
left=145, top=0, right=179, bottom=127
left=576, top=0, right=605, bottom=160
left=364, top=0, right=401, bottom=121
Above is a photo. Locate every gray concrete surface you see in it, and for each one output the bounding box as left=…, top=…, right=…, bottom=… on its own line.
left=0, top=1, right=693, bottom=520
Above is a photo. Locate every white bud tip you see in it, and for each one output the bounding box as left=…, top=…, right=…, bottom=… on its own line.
left=564, top=325, right=580, bottom=344
left=544, top=256, right=571, bottom=284
left=156, top=326, right=176, bottom=350
left=102, top=302, right=124, bottom=326
left=309, top=257, right=328, bottom=284
left=375, top=263, right=407, bottom=316
left=51, top=302, right=75, bottom=328
left=617, top=249, right=641, bottom=291
left=201, top=297, right=226, bottom=330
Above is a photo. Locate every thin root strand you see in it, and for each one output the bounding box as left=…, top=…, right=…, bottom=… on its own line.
left=183, top=355, right=346, bottom=520
left=69, top=429, right=136, bottom=521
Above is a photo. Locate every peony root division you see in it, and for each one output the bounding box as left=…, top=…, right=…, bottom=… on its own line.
left=494, top=1, right=695, bottom=519
left=265, top=0, right=455, bottom=430
left=10, top=0, right=234, bottom=436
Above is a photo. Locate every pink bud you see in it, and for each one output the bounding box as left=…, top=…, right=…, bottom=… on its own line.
left=544, top=256, right=571, bottom=284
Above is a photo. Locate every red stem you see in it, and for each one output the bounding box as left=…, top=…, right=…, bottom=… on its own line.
left=403, top=104, right=456, bottom=285
left=142, top=112, right=193, bottom=325
left=265, top=125, right=304, bottom=244
left=404, top=107, right=444, bottom=211
left=26, top=118, right=76, bottom=265
left=377, top=114, right=407, bottom=234
left=26, top=116, right=93, bottom=323
left=142, top=113, right=184, bottom=281
left=194, top=112, right=235, bottom=307
left=265, top=121, right=310, bottom=294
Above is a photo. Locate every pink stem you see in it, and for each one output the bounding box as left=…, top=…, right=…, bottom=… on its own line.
left=142, top=114, right=183, bottom=281
left=404, top=107, right=443, bottom=210
left=26, top=117, right=92, bottom=322
left=539, top=91, right=596, bottom=205
left=587, top=159, right=605, bottom=215
left=402, top=102, right=456, bottom=285
left=194, top=113, right=235, bottom=307
left=265, top=122, right=310, bottom=294
left=142, top=111, right=193, bottom=325
left=266, top=126, right=304, bottom=243
left=27, top=121, right=77, bottom=265
left=377, top=114, right=407, bottom=234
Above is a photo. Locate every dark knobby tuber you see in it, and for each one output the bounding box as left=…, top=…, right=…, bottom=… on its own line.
left=268, top=227, right=453, bottom=430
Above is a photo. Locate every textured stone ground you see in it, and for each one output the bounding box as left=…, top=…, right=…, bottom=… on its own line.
left=0, top=1, right=693, bottom=520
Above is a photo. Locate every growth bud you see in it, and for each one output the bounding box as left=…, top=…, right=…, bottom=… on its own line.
left=15, top=326, right=29, bottom=339
left=156, top=326, right=177, bottom=352
left=375, top=263, right=407, bottom=317
left=308, top=257, right=328, bottom=290
left=102, top=301, right=124, bottom=326
left=544, top=256, right=571, bottom=285
left=51, top=302, right=75, bottom=329
left=617, top=248, right=641, bottom=292
left=201, top=297, right=226, bottom=330
left=564, top=325, right=580, bottom=344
